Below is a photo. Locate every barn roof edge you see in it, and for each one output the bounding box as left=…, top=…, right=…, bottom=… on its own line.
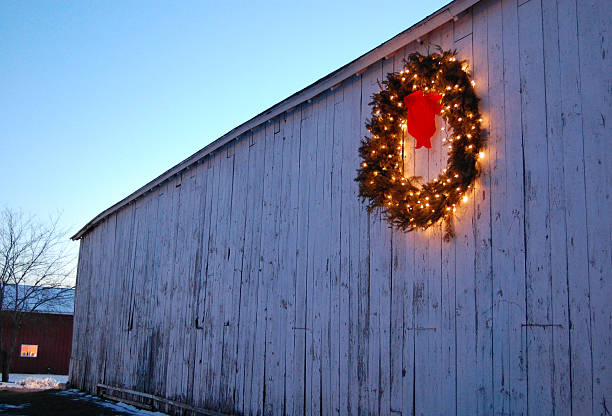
left=71, top=0, right=478, bottom=241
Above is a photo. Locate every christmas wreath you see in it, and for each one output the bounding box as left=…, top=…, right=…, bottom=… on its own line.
left=356, top=50, right=485, bottom=239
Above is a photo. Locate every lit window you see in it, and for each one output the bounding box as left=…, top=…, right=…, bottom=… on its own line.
left=20, top=345, right=38, bottom=358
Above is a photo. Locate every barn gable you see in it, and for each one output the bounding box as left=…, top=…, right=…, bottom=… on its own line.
left=70, top=0, right=611, bottom=414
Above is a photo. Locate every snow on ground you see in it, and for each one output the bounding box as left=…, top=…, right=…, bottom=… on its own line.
left=0, top=403, right=29, bottom=410
left=0, top=373, right=68, bottom=390
left=0, top=374, right=168, bottom=415
left=56, top=389, right=169, bottom=415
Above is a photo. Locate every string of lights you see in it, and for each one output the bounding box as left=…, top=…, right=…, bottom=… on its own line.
left=356, top=50, right=485, bottom=239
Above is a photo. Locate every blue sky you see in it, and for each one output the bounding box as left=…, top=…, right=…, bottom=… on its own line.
left=1, top=0, right=449, bottom=254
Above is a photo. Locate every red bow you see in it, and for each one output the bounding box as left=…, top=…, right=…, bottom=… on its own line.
left=403, top=90, right=443, bottom=149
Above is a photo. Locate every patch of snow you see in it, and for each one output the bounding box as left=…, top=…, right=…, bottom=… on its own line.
left=9, top=373, right=68, bottom=384
left=56, top=389, right=168, bottom=415
left=0, top=373, right=67, bottom=390
left=0, top=403, right=29, bottom=410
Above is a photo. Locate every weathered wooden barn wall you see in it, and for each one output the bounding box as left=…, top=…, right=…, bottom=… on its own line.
left=69, top=0, right=611, bottom=414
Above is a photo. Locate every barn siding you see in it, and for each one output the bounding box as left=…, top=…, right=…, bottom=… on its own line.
left=2, top=313, right=73, bottom=374
left=70, top=0, right=611, bottom=414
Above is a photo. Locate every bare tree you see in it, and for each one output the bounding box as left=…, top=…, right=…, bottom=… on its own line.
left=0, top=207, right=75, bottom=382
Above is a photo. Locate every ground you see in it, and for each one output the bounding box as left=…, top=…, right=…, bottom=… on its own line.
left=0, top=374, right=167, bottom=416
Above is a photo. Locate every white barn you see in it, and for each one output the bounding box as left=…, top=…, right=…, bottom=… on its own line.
left=69, top=0, right=611, bottom=414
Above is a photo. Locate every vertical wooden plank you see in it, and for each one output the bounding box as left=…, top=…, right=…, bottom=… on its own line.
left=68, top=237, right=86, bottom=387
left=358, top=60, right=380, bottom=416
left=109, top=190, right=122, bottom=387
left=217, top=142, right=241, bottom=412
left=90, top=225, right=103, bottom=390
left=88, top=218, right=103, bottom=390
left=130, top=198, right=151, bottom=391
left=106, top=212, right=120, bottom=390
left=75, top=237, right=91, bottom=389
left=293, top=103, right=315, bottom=416
left=335, top=84, right=350, bottom=416
left=366, top=63, right=385, bottom=416
left=192, top=156, right=217, bottom=408
left=270, top=116, right=289, bottom=416
left=518, top=1, right=556, bottom=414
left=163, top=177, right=182, bottom=401
left=91, top=217, right=107, bottom=391
left=433, top=22, right=459, bottom=416
left=142, top=191, right=160, bottom=396
left=103, top=215, right=118, bottom=388
left=272, top=113, right=291, bottom=416
left=387, top=46, right=407, bottom=416
left=311, top=91, right=333, bottom=416
left=116, top=203, right=136, bottom=390
left=337, top=73, right=363, bottom=415
left=186, top=161, right=207, bottom=406
left=237, top=127, right=266, bottom=415
left=393, top=42, right=418, bottom=416
left=280, top=108, right=302, bottom=416
left=252, top=121, right=276, bottom=415
left=203, top=154, right=222, bottom=410
left=410, top=35, right=438, bottom=416
left=125, top=200, right=141, bottom=391
left=487, top=0, right=528, bottom=414
left=471, top=3, right=494, bottom=415
left=378, top=56, right=394, bottom=416
left=169, top=177, right=186, bottom=400
left=540, top=0, right=573, bottom=413
left=453, top=29, right=490, bottom=415
left=307, top=94, right=328, bottom=416
left=179, top=164, right=200, bottom=405
left=217, top=150, right=237, bottom=409
left=198, top=154, right=222, bottom=409
left=501, top=0, right=529, bottom=412
left=231, top=143, right=250, bottom=414
left=218, top=139, right=250, bottom=414
left=151, top=182, right=172, bottom=398
left=489, top=0, right=510, bottom=413
left=554, top=1, right=596, bottom=414
left=320, top=89, right=335, bottom=416
left=576, top=1, right=611, bottom=414
left=175, top=169, right=200, bottom=403
left=329, top=89, right=343, bottom=416
left=261, top=117, right=284, bottom=416
left=77, top=230, right=89, bottom=389
left=282, top=111, right=300, bottom=416
left=364, top=55, right=394, bottom=416
left=126, top=201, right=141, bottom=391
left=342, top=73, right=364, bottom=416
left=420, top=23, right=458, bottom=415
left=81, top=222, right=98, bottom=391
left=77, top=229, right=94, bottom=389
left=209, top=149, right=235, bottom=410
left=302, top=97, right=316, bottom=416
left=304, top=106, right=319, bottom=416
left=203, top=152, right=224, bottom=410
left=149, top=183, right=170, bottom=400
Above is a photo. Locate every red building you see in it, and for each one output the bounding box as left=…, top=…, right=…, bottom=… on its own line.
left=1, top=287, right=74, bottom=375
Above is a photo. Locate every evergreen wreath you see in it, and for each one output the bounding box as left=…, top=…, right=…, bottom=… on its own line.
left=356, top=50, right=485, bottom=239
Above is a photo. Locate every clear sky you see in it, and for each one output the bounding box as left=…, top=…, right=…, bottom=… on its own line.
left=1, top=0, right=449, bottom=260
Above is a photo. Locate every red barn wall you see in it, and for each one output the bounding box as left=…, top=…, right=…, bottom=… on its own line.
left=2, top=312, right=73, bottom=375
